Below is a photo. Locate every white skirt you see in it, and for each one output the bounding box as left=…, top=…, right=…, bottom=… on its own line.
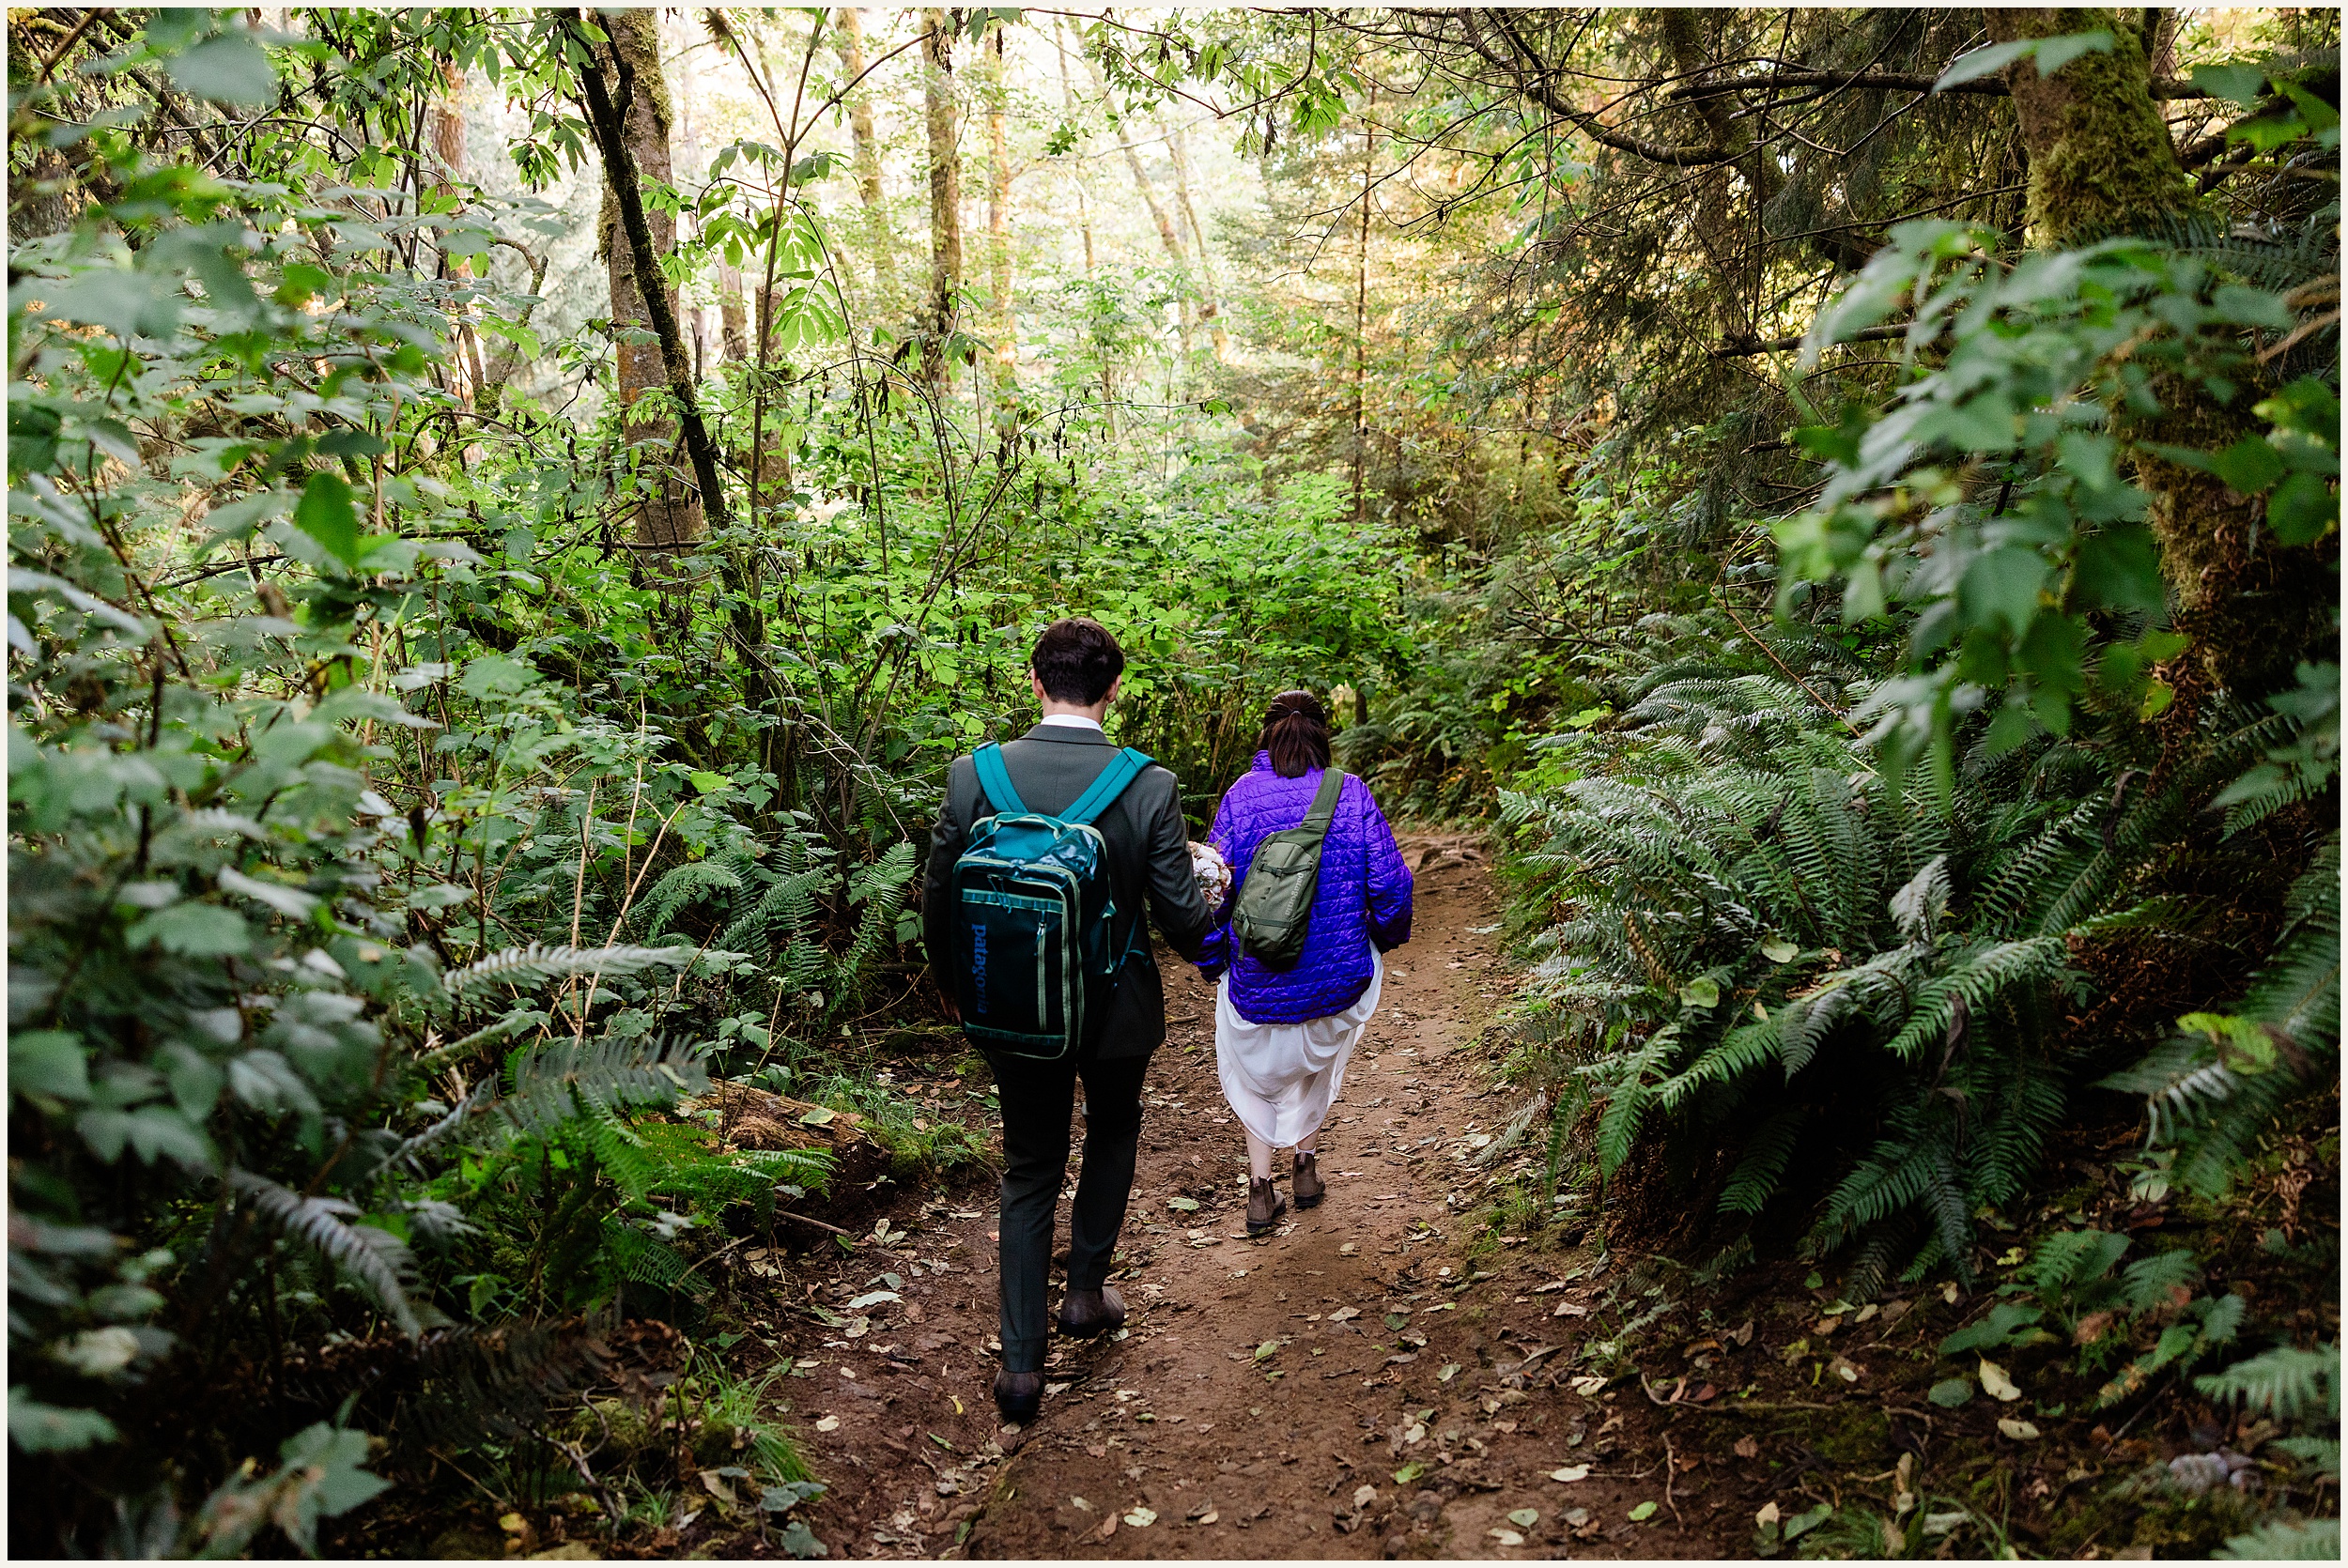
left=1214, top=951, right=1383, bottom=1148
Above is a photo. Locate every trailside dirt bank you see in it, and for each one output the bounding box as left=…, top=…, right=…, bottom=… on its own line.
left=778, top=838, right=1733, bottom=1560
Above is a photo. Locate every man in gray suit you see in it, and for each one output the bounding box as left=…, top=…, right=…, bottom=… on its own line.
left=924, top=618, right=1213, bottom=1422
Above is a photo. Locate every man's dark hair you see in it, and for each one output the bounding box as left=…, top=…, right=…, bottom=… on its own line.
left=1031, top=617, right=1125, bottom=706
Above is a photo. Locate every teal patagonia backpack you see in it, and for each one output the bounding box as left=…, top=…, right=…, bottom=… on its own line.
left=951, top=742, right=1151, bottom=1060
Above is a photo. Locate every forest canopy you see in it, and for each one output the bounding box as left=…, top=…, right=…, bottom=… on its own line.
left=7, top=4, right=2338, bottom=1558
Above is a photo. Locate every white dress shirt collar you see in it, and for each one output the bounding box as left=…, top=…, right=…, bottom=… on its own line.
left=1036, top=713, right=1104, bottom=732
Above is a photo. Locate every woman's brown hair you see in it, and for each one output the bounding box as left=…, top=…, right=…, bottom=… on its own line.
left=1259, top=689, right=1332, bottom=777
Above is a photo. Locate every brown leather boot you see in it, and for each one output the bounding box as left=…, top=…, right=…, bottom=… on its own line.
left=1293, top=1150, right=1325, bottom=1208
left=1246, top=1176, right=1289, bottom=1236
left=1057, top=1284, right=1126, bottom=1339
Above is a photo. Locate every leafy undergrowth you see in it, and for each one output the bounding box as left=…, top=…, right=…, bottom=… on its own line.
left=1448, top=1099, right=2340, bottom=1560
left=316, top=1034, right=1006, bottom=1560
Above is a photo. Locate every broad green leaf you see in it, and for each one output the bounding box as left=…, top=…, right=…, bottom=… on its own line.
left=2192, top=62, right=2269, bottom=107
left=124, top=902, right=251, bottom=956
left=293, top=470, right=364, bottom=567
left=10, top=1030, right=91, bottom=1102
left=1629, top=1500, right=1659, bottom=1522
left=2209, top=437, right=2289, bottom=497
left=169, top=31, right=280, bottom=107
left=8, top=1390, right=120, bottom=1453
left=1958, top=547, right=2048, bottom=639
left=1680, top=976, right=1720, bottom=1009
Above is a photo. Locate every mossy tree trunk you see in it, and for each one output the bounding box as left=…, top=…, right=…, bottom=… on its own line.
left=920, top=9, right=961, bottom=402
left=594, top=8, right=703, bottom=550
left=1987, top=6, right=2332, bottom=700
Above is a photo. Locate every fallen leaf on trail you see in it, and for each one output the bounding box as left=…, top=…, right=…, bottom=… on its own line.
left=1563, top=1507, right=1591, bottom=1528
left=1785, top=1502, right=1832, bottom=1540
left=1045, top=1382, right=1070, bottom=1396
left=1629, top=1500, right=1659, bottom=1522
left=1197, top=1511, right=1218, bottom=1525
left=1123, top=1507, right=1156, bottom=1528
left=1568, top=1375, right=1608, bottom=1395
left=1167, top=1197, right=1199, bottom=1212
left=1338, top=1243, right=1357, bottom=1254
left=1255, top=1341, right=1278, bottom=1360
left=1353, top=1484, right=1379, bottom=1508
left=847, top=1290, right=900, bottom=1310
left=1384, top=1313, right=1410, bottom=1330
left=1488, top=1529, right=1524, bottom=1545
left=1508, top=1509, right=1539, bottom=1528
left=1071, top=1497, right=1092, bottom=1512
left=1733, top=1437, right=1759, bottom=1459
left=1942, top=1282, right=1961, bottom=1304
left=1854, top=1302, right=1879, bottom=1325
left=1978, top=1358, right=2022, bottom=1402
left=1548, top=1466, right=1590, bottom=1483
left=1328, top=1306, right=1361, bottom=1322
left=798, top=1107, right=836, bottom=1127
left=1997, top=1419, right=2041, bottom=1441
left=1729, top=1319, right=1754, bottom=1346
left=1393, top=1463, right=1426, bottom=1484
left=1437, top=1363, right=1460, bottom=1382
left=1927, top=1377, right=1972, bottom=1408
left=1755, top=1502, right=1781, bottom=1526
left=1551, top=1301, right=1588, bottom=1317
left=500, top=1513, right=526, bottom=1534
left=1096, top=1515, right=1118, bottom=1541
left=700, top=1470, right=737, bottom=1505
left=813, top=1416, right=840, bottom=1433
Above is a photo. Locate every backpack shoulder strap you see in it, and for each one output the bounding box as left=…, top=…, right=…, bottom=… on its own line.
left=1301, top=767, right=1346, bottom=833
left=972, top=743, right=1028, bottom=818
left=1063, top=746, right=1153, bottom=826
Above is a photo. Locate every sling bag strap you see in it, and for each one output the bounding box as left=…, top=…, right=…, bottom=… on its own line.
left=1299, top=764, right=1345, bottom=834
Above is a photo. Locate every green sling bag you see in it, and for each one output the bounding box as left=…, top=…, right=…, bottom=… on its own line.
left=1229, top=766, right=1346, bottom=970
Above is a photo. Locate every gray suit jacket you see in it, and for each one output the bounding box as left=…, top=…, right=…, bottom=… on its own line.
left=924, top=723, right=1213, bottom=1058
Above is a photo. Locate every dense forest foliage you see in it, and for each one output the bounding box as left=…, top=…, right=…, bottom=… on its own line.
left=8, top=5, right=2338, bottom=1557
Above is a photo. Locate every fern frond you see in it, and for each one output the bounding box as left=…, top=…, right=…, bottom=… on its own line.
left=443, top=942, right=691, bottom=996
left=230, top=1169, right=419, bottom=1334
left=2196, top=1343, right=2340, bottom=1423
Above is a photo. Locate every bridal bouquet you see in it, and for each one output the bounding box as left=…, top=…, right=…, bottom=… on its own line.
left=1188, top=839, right=1233, bottom=915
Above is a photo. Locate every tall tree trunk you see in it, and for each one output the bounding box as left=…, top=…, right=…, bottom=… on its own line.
left=1164, top=118, right=1228, bottom=364
left=428, top=62, right=486, bottom=408
left=1053, top=23, right=1110, bottom=435
left=1984, top=8, right=2196, bottom=247
left=594, top=8, right=703, bottom=548
left=1088, top=58, right=1192, bottom=360
left=1052, top=21, right=1097, bottom=280
left=1985, top=6, right=2325, bottom=699
left=1352, top=98, right=1373, bottom=527
left=834, top=7, right=895, bottom=295
left=985, top=24, right=1015, bottom=400
left=718, top=263, right=749, bottom=361
left=920, top=9, right=961, bottom=401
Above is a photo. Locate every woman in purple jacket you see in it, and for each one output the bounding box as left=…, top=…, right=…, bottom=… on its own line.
left=1202, top=691, right=1414, bottom=1234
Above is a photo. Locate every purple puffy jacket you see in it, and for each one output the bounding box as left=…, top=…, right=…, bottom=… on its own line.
left=1201, top=753, right=1414, bottom=1024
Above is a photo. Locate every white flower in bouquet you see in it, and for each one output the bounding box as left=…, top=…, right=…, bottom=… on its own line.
left=1188, top=840, right=1233, bottom=915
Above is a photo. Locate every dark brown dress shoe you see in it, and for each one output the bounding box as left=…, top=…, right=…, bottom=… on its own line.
left=1057, top=1284, right=1126, bottom=1339
left=1293, top=1150, right=1325, bottom=1208
left=994, top=1368, right=1043, bottom=1422
left=1246, top=1176, right=1289, bottom=1236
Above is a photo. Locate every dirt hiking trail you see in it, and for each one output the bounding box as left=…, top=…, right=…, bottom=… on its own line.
left=760, top=837, right=1741, bottom=1560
